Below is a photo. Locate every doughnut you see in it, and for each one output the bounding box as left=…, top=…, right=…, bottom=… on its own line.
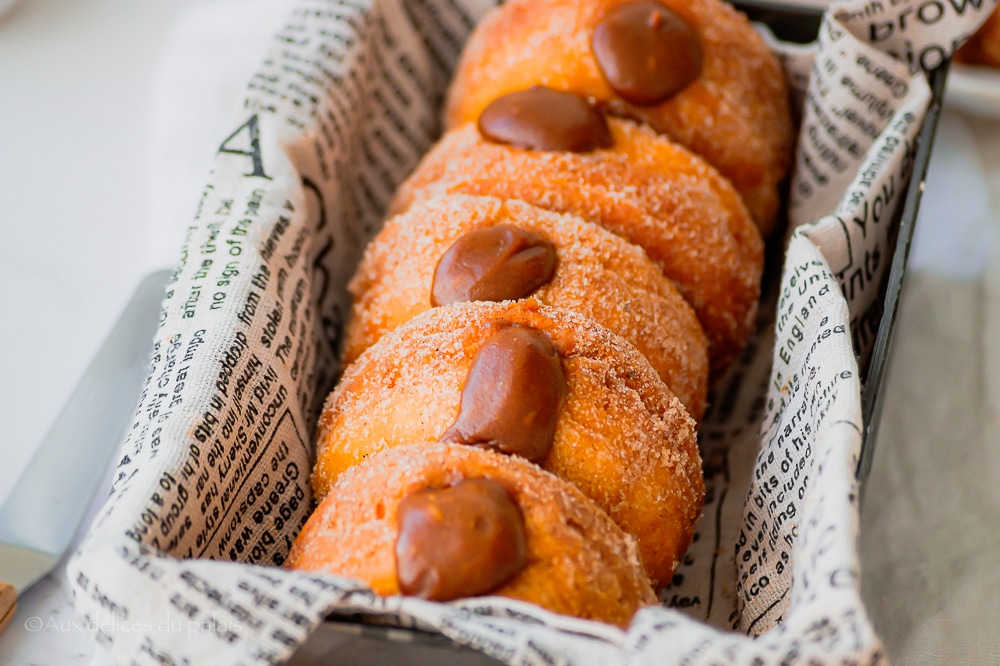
left=314, top=300, right=704, bottom=589
left=443, top=0, right=794, bottom=232
left=392, top=119, right=763, bottom=373
left=287, top=443, right=657, bottom=628
left=344, top=194, right=709, bottom=420
left=956, top=6, right=1000, bottom=66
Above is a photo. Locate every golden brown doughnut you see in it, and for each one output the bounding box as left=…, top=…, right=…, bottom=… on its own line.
left=315, top=300, right=704, bottom=589
left=956, top=6, right=1000, bottom=66
left=288, top=443, right=657, bottom=628
left=344, top=194, right=709, bottom=420
left=444, top=0, right=794, bottom=232
left=392, top=120, right=763, bottom=373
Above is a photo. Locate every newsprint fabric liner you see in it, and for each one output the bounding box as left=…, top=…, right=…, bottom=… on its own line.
left=67, top=0, right=995, bottom=664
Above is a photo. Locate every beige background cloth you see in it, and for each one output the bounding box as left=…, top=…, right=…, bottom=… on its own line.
left=861, top=112, right=1000, bottom=664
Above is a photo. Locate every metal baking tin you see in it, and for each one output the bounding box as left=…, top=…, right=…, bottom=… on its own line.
left=292, top=3, right=950, bottom=661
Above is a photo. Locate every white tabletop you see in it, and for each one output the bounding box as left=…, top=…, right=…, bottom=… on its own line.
left=0, top=0, right=203, bottom=496
left=0, top=1, right=229, bottom=663
left=0, top=1, right=998, bottom=664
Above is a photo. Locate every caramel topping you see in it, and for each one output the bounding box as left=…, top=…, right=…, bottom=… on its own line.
left=431, top=225, right=558, bottom=306
left=394, top=478, right=528, bottom=601
left=477, top=86, right=613, bottom=152
left=442, top=325, right=566, bottom=462
left=592, top=2, right=703, bottom=105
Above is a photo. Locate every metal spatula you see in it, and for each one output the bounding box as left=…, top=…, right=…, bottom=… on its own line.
left=0, top=270, right=169, bottom=633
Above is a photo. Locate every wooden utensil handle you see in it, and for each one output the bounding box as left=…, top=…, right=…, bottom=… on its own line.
left=0, top=582, right=16, bottom=634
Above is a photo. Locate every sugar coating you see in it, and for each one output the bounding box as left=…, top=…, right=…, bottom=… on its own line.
left=443, top=0, right=794, bottom=232
left=956, top=6, right=1000, bottom=65
left=288, top=443, right=658, bottom=627
left=315, top=300, right=704, bottom=589
left=393, top=120, right=763, bottom=373
left=344, top=194, right=709, bottom=420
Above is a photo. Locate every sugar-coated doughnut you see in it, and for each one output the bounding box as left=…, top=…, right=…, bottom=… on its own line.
left=444, top=0, right=794, bottom=232
left=393, top=120, right=763, bottom=373
left=315, top=300, right=704, bottom=589
left=288, top=443, right=657, bottom=627
left=956, top=6, right=1000, bottom=66
left=344, top=194, right=709, bottom=420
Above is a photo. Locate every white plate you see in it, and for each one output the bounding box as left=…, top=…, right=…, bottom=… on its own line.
left=947, top=64, right=1000, bottom=118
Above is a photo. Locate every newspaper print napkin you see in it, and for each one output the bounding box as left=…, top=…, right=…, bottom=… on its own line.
left=66, top=0, right=996, bottom=664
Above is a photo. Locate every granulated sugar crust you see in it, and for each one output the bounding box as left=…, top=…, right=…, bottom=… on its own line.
left=393, top=121, right=762, bottom=373
left=315, top=300, right=704, bottom=588
left=443, top=0, right=794, bottom=232
left=288, top=442, right=658, bottom=628
left=345, top=194, right=709, bottom=419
